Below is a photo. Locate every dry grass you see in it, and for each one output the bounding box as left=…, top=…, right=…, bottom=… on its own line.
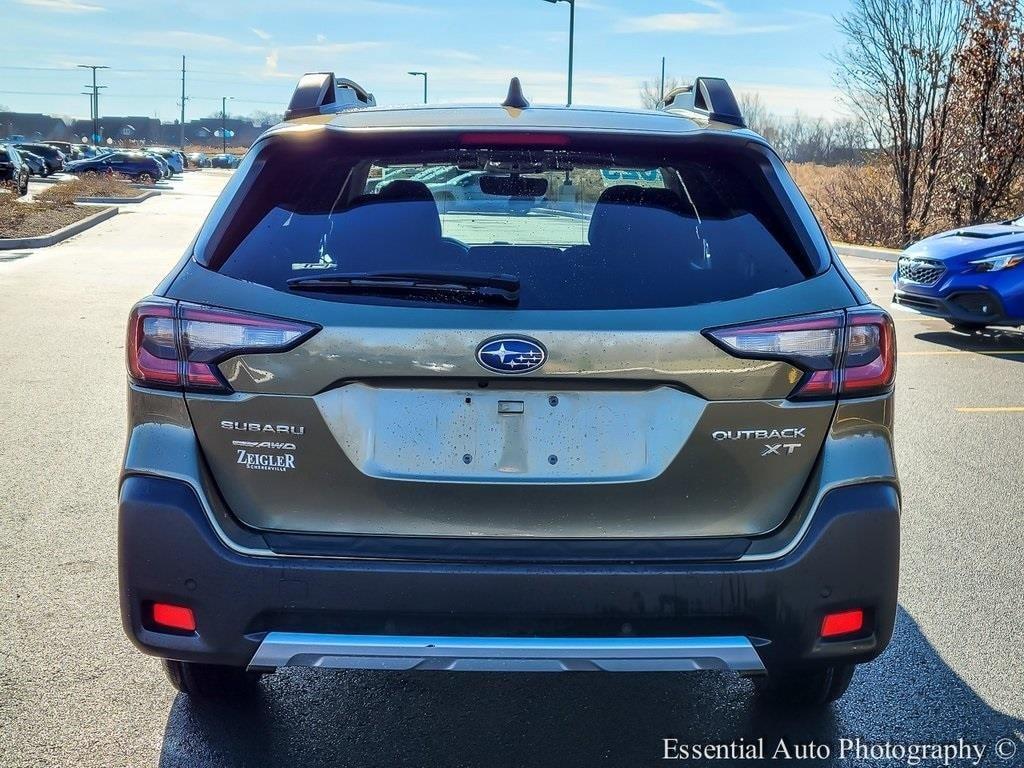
left=1, top=179, right=116, bottom=239
left=184, top=144, right=247, bottom=157
left=788, top=162, right=906, bottom=249
left=35, top=176, right=139, bottom=206
left=0, top=194, right=104, bottom=239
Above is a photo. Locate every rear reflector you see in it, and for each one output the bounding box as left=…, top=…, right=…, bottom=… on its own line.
left=151, top=603, right=196, bottom=632
left=821, top=609, right=865, bottom=638
left=127, top=299, right=319, bottom=393
left=705, top=305, right=896, bottom=400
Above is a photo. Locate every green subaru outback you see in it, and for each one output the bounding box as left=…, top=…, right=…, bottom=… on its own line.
left=119, top=74, right=899, bottom=707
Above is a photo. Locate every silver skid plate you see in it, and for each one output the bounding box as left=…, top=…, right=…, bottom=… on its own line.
left=248, top=632, right=766, bottom=673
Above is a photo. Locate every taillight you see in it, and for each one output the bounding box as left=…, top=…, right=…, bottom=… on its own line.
left=127, top=299, right=319, bottom=393
left=706, top=306, right=896, bottom=400
left=841, top=308, right=896, bottom=396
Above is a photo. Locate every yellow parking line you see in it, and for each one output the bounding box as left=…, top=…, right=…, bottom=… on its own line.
left=955, top=407, right=1024, bottom=413
left=900, top=349, right=1024, bottom=356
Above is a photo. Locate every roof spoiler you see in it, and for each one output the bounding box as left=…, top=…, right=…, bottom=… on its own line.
left=662, top=77, right=744, bottom=127
left=284, top=72, right=376, bottom=120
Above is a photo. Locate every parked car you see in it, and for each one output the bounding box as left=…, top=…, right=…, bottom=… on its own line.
left=65, top=152, right=162, bottom=183
left=208, top=153, right=241, bottom=168
left=19, top=149, right=49, bottom=177
left=13, top=142, right=65, bottom=174
left=145, top=152, right=172, bottom=179
left=120, top=74, right=899, bottom=708
left=42, top=141, right=82, bottom=161
left=143, top=147, right=184, bottom=175
left=893, top=218, right=1024, bottom=330
left=186, top=152, right=210, bottom=168
left=0, top=145, right=30, bottom=195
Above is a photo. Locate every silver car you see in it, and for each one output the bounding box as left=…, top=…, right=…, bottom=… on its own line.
left=119, top=74, right=899, bottom=708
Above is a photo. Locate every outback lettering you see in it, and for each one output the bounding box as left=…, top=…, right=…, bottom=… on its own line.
left=711, top=428, right=807, bottom=441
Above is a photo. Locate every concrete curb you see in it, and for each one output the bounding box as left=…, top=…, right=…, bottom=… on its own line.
left=76, top=190, right=160, bottom=204
left=834, top=242, right=901, bottom=262
left=0, top=206, right=118, bottom=250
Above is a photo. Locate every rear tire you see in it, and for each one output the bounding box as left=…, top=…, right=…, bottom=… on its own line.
left=162, top=659, right=262, bottom=700
left=754, top=664, right=855, bottom=708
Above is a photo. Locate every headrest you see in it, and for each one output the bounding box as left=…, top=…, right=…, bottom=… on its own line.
left=378, top=179, right=435, bottom=202
left=588, top=185, right=645, bottom=246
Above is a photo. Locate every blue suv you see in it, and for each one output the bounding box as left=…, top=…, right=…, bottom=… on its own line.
left=893, top=217, right=1024, bottom=330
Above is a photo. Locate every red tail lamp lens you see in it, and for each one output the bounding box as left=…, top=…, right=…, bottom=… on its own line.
left=126, top=299, right=319, bottom=392
left=151, top=603, right=196, bottom=632
left=706, top=306, right=896, bottom=400
left=841, top=309, right=896, bottom=396
left=821, top=609, right=865, bottom=638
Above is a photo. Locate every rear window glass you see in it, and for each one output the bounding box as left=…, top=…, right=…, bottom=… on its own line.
left=199, top=133, right=820, bottom=310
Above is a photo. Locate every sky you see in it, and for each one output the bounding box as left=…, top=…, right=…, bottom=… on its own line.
left=2, top=0, right=852, bottom=123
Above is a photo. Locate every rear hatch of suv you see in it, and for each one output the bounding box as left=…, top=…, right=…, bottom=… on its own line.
left=132, top=123, right=884, bottom=546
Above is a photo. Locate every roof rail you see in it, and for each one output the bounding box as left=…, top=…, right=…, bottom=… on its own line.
left=284, top=72, right=376, bottom=121
left=662, top=77, right=744, bottom=128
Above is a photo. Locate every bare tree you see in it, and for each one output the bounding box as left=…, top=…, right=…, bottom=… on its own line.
left=941, top=0, right=1024, bottom=225
left=249, top=110, right=284, bottom=127
left=832, top=0, right=965, bottom=244
left=736, top=92, right=784, bottom=146
left=639, top=75, right=686, bottom=109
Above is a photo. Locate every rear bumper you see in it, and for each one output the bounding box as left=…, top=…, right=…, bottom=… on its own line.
left=119, top=476, right=899, bottom=674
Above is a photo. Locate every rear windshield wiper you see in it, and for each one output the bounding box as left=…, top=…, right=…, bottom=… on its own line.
left=287, top=271, right=520, bottom=305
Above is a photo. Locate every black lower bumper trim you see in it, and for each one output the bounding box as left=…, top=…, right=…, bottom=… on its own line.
left=894, top=288, right=1010, bottom=325
left=118, top=477, right=900, bottom=673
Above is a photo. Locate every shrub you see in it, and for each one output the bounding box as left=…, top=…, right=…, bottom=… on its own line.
left=790, top=162, right=909, bottom=249
left=35, top=175, right=136, bottom=207
left=0, top=193, right=29, bottom=233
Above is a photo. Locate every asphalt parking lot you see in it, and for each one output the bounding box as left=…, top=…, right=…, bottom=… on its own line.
left=1, top=172, right=1023, bottom=767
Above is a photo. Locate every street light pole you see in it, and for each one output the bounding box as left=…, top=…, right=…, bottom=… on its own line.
left=221, top=96, right=234, bottom=153
left=542, top=0, right=575, bottom=106
left=179, top=55, right=187, bottom=150
left=77, top=64, right=109, bottom=144
left=408, top=71, right=428, bottom=103
left=660, top=56, right=666, bottom=107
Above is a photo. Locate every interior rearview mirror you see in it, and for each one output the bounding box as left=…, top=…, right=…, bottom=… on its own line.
left=479, top=174, right=548, bottom=198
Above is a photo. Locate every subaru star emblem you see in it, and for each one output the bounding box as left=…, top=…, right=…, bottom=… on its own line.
left=476, top=337, right=547, bottom=374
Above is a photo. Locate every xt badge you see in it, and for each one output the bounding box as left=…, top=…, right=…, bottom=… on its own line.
left=761, top=443, right=802, bottom=456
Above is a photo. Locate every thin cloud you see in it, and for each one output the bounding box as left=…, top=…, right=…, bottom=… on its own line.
left=251, top=27, right=272, bottom=41
left=618, top=1, right=800, bottom=36
left=16, top=0, right=105, bottom=12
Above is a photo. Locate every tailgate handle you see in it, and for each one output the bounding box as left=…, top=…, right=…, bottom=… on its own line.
left=497, top=400, right=525, bottom=415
